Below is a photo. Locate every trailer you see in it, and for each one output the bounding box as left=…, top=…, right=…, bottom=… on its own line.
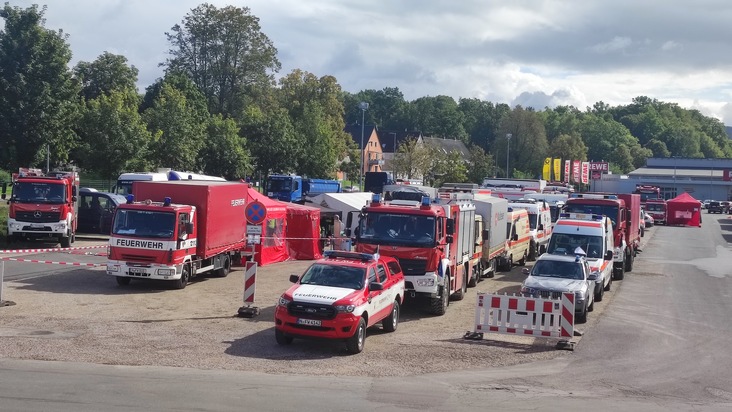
left=106, top=180, right=248, bottom=289
left=267, top=175, right=342, bottom=203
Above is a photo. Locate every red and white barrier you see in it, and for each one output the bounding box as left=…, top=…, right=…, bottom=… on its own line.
left=238, top=261, right=260, bottom=318
left=0, top=245, right=108, bottom=254
left=471, top=292, right=574, bottom=339
left=0, top=256, right=105, bottom=267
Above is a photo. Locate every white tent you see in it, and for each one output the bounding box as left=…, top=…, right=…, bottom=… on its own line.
left=306, top=192, right=373, bottom=234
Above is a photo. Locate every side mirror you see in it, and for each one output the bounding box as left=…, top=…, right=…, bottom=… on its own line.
left=446, top=218, right=455, bottom=235
left=185, top=222, right=194, bottom=234
left=369, top=282, right=384, bottom=291
left=446, top=235, right=454, bottom=244
left=604, top=250, right=613, bottom=261
left=289, top=274, right=299, bottom=283
left=512, top=233, right=518, bottom=241
left=521, top=267, right=530, bottom=275
left=72, top=195, right=77, bottom=202
left=588, top=271, right=599, bottom=281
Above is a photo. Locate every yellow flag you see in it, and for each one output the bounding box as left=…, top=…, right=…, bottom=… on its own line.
left=542, top=157, right=551, bottom=181
left=553, top=158, right=562, bottom=181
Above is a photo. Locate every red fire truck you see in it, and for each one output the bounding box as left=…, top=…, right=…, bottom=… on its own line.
left=563, top=193, right=641, bottom=280
left=352, top=193, right=476, bottom=315
left=633, top=185, right=661, bottom=206
left=106, top=180, right=248, bottom=289
left=5, top=168, right=80, bottom=247
left=645, top=198, right=667, bottom=225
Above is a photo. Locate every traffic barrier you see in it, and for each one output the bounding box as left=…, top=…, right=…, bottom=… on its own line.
left=0, top=245, right=108, bottom=254
left=238, top=261, right=260, bottom=318
left=0, top=257, right=105, bottom=267
left=465, top=292, right=575, bottom=345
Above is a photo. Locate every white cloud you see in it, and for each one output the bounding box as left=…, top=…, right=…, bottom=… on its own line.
left=589, top=37, right=634, bottom=54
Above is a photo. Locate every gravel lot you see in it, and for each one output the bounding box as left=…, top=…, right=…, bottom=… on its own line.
left=0, top=234, right=636, bottom=377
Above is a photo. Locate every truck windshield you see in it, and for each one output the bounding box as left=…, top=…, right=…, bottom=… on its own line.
left=112, top=209, right=176, bottom=239
left=268, top=179, right=291, bottom=192
left=645, top=203, right=665, bottom=212
left=13, top=182, right=66, bottom=204
left=358, top=213, right=436, bottom=247
left=564, top=204, right=618, bottom=227
left=547, top=233, right=604, bottom=259
left=116, top=181, right=134, bottom=195
left=637, top=192, right=659, bottom=202
left=299, top=263, right=366, bottom=289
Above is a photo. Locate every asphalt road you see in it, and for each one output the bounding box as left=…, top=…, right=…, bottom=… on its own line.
left=1, top=218, right=732, bottom=411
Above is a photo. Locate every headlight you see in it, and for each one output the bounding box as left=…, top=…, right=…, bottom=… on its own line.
left=335, top=304, right=355, bottom=313
left=521, top=286, right=537, bottom=296
left=10, top=223, right=22, bottom=230
left=157, top=268, right=175, bottom=276
left=416, top=279, right=435, bottom=287
left=53, top=223, right=67, bottom=230
left=574, top=290, right=585, bottom=300
left=277, top=296, right=291, bottom=307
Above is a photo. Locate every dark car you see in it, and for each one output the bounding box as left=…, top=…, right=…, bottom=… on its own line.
left=707, top=201, right=724, bottom=214
left=78, top=188, right=127, bottom=234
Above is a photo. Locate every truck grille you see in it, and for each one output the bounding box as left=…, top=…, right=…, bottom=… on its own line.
left=15, top=211, right=60, bottom=223
left=287, top=301, right=336, bottom=320
left=120, top=254, right=157, bottom=263
left=397, top=259, right=428, bottom=276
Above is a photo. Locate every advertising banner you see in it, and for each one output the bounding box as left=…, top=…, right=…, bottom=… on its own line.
left=543, top=158, right=552, bottom=181
left=581, top=162, right=589, bottom=184
left=564, top=160, right=570, bottom=183
left=553, top=158, right=562, bottom=182
left=572, top=160, right=581, bottom=183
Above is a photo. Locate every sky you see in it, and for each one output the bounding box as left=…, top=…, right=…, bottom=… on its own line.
left=9, top=0, right=732, bottom=124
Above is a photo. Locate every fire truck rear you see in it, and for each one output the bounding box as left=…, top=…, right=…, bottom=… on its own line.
left=353, top=193, right=476, bottom=315
left=5, top=168, right=79, bottom=247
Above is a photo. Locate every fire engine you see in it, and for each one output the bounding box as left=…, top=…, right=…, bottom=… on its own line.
left=633, top=185, right=661, bottom=206
left=353, top=193, right=475, bottom=315
left=5, top=168, right=79, bottom=247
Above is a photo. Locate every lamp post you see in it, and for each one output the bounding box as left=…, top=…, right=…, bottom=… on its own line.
left=390, top=132, right=397, bottom=179
left=358, top=102, right=369, bottom=189
left=506, top=133, right=512, bottom=178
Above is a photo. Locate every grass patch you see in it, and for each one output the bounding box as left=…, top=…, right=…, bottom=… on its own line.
left=0, top=202, right=7, bottom=247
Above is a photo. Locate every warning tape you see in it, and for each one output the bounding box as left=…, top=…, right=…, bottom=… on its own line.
left=0, top=256, right=105, bottom=267
left=0, top=245, right=108, bottom=254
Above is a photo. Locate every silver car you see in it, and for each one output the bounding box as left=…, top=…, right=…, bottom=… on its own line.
left=521, top=252, right=597, bottom=323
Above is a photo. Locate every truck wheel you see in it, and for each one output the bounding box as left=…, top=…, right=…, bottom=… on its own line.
left=115, top=276, right=131, bottom=286
left=468, top=264, right=478, bottom=288
left=528, top=241, right=537, bottom=261
left=614, top=265, right=625, bottom=281
left=487, top=259, right=496, bottom=278
left=275, top=329, right=293, bottom=345
left=215, top=255, right=230, bottom=277
left=429, top=274, right=450, bottom=316
left=518, top=251, right=527, bottom=266
left=345, top=317, right=366, bottom=354
left=452, top=271, right=467, bottom=301
left=173, top=264, right=190, bottom=290
left=382, top=300, right=400, bottom=332
left=60, top=233, right=71, bottom=248
left=625, top=250, right=634, bottom=272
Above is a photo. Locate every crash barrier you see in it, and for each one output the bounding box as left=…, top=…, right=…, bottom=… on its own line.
left=0, top=245, right=108, bottom=254
left=0, top=256, right=105, bottom=267
left=467, top=292, right=574, bottom=340
left=238, top=261, right=260, bottom=318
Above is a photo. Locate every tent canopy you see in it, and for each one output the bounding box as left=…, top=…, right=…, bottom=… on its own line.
left=666, top=192, right=702, bottom=227
left=285, top=203, right=322, bottom=261
left=307, top=192, right=373, bottom=233
left=244, top=185, right=289, bottom=266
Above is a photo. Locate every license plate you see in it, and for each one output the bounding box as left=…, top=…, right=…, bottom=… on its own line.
left=128, top=267, right=147, bottom=274
left=297, top=318, right=321, bottom=326
left=30, top=223, right=45, bottom=228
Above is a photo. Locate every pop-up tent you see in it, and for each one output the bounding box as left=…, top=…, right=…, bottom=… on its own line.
left=244, top=186, right=289, bottom=266
left=307, top=192, right=373, bottom=234
left=285, top=203, right=322, bottom=260
left=666, top=192, right=702, bottom=227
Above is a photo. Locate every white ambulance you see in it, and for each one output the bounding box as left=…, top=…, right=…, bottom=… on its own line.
left=508, top=198, right=553, bottom=261
left=499, top=208, right=531, bottom=271
left=545, top=212, right=614, bottom=302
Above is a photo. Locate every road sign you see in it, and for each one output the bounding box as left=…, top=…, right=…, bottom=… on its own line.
left=245, top=200, right=267, bottom=225
left=246, top=224, right=262, bottom=245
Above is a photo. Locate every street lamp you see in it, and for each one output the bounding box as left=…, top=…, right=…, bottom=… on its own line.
left=390, top=132, right=397, bottom=179
left=358, top=102, right=369, bottom=189
left=506, top=133, right=512, bottom=178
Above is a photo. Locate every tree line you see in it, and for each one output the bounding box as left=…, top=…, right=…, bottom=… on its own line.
left=2, top=3, right=730, bottom=187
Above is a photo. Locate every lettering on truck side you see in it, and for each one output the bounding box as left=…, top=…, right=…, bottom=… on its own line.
left=115, top=239, right=165, bottom=249
left=231, top=198, right=246, bottom=206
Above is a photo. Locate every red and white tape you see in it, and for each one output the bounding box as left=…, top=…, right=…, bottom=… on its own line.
left=0, top=245, right=108, bottom=254
left=0, top=257, right=105, bottom=267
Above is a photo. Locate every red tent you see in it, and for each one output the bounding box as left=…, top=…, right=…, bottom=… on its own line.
left=666, top=192, right=702, bottom=227
left=244, top=186, right=289, bottom=266
left=285, top=203, right=322, bottom=260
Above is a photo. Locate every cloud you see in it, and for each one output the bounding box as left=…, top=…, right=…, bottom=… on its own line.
left=589, top=37, right=634, bottom=54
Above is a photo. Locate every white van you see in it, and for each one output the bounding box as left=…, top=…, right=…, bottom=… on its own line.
left=545, top=213, right=614, bottom=302
left=508, top=198, right=554, bottom=261
left=499, top=208, right=531, bottom=271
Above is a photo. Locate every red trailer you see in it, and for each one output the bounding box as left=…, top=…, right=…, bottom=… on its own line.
left=106, top=180, right=249, bottom=289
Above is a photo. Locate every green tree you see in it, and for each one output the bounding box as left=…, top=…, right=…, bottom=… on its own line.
left=199, top=114, right=250, bottom=179
left=645, top=139, right=670, bottom=158
left=549, top=133, right=587, bottom=162
left=0, top=4, right=81, bottom=169
left=74, top=52, right=139, bottom=101
left=466, top=145, right=496, bottom=184
left=393, top=138, right=430, bottom=180
left=241, top=104, right=300, bottom=177
left=495, top=106, right=549, bottom=178
left=426, top=145, right=468, bottom=187
left=164, top=3, right=280, bottom=117
left=142, top=83, right=207, bottom=170
left=458, top=99, right=509, bottom=152
left=409, top=96, right=468, bottom=142
left=76, top=89, right=154, bottom=182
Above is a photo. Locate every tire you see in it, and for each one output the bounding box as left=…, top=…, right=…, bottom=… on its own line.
left=214, top=255, right=230, bottom=277
left=452, top=271, right=467, bottom=301
left=604, top=273, right=612, bottom=291
left=576, top=304, right=588, bottom=324
left=625, top=250, right=634, bottom=272
left=382, top=300, right=400, bottom=332
left=60, top=233, right=71, bottom=248
left=487, top=259, right=496, bottom=278
left=595, top=283, right=604, bottom=302
left=429, top=274, right=450, bottom=315
left=588, top=298, right=594, bottom=312
left=467, top=264, right=478, bottom=288
left=528, top=241, right=537, bottom=261
left=614, top=264, right=625, bottom=281
left=173, top=264, right=190, bottom=290
left=115, top=276, right=131, bottom=286
left=275, top=329, right=293, bottom=345
left=345, top=317, right=366, bottom=354
left=518, top=251, right=527, bottom=266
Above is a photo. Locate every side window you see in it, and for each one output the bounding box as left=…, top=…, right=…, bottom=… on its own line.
left=178, top=213, right=190, bottom=236
left=386, top=261, right=402, bottom=277
left=367, top=267, right=378, bottom=285
left=98, top=196, right=110, bottom=210
left=80, top=194, right=92, bottom=209
left=376, top=264, right=387, bottom=283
